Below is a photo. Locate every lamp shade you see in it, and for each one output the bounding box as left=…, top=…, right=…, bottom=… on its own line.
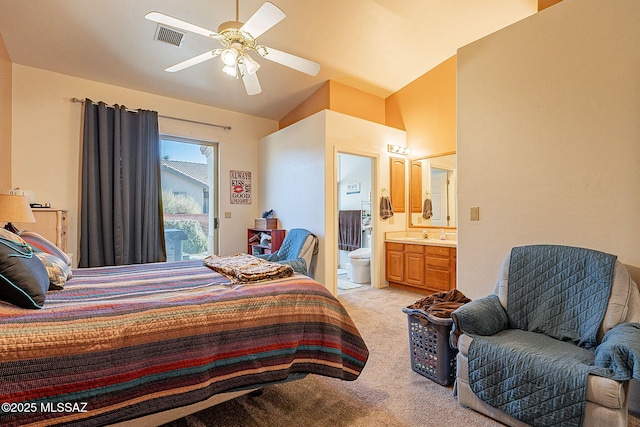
left=0, top=194, right=36, bottom=223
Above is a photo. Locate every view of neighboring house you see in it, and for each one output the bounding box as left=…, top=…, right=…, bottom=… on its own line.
left=161, top=159, right=209, bottom=214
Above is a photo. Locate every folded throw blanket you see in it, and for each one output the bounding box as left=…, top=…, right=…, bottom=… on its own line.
left=203, top=254, right=294, bottom=284
left=409, top=289, right=471, bottom=318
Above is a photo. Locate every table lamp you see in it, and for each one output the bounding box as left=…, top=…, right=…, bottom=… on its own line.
left=0, top=194, right=36, bottom=234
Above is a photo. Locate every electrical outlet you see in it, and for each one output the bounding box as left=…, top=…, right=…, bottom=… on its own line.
left=470, top=206, right=480, bottom=221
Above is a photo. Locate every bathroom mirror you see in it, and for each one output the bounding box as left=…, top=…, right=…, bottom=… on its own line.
left=408, top=152, right=456, bottom=228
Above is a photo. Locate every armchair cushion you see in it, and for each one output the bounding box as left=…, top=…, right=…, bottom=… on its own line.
left=469, top=329, right=598, bottom=427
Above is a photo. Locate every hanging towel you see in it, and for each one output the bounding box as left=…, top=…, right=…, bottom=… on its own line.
left=338, top=210, right=361, bottom=251
left=423, top=198, right=433, bottom=219
left=380, top=196, right=394, bottom=220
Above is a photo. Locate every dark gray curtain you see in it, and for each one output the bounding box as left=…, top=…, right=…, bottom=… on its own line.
left=80, top=98, right=166, bottom=267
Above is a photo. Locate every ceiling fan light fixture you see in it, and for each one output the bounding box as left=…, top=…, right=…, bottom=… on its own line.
left=256, top=45, right=268, bottom=57
left=222, top=64, right=238, bottom=78
left=221, top=47, right=239, bottom=66
left=242, top=53, right=261, bottom=75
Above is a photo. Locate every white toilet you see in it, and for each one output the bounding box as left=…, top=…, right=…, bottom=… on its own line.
left=347, top=247, right=371, bottom=284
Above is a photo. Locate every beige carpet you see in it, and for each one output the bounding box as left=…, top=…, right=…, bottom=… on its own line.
left=163, top=285, right=640, bottom=427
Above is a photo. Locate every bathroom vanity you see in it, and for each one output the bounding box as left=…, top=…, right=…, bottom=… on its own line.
left=385, top=237, right=456, bottom=294
left=384, top=151, right=457, bottom=294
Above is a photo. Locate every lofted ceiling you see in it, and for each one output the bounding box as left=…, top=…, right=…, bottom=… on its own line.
left=0, top=0, right=537, bottom=121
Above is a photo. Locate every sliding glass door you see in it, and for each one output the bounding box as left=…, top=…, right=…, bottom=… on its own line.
left=160, top=136, right=218, bottom=261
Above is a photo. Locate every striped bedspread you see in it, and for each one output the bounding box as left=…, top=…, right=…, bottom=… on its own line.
left=0, top=260, right=369, bottom=426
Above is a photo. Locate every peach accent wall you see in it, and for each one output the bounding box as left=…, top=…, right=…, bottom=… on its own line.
left=278, top=82, right=330, bottom=129
left=0, top=34, right=11, bottom=190
left=278, top=80, right=385, bottom=129
left=538, top=0, right=563, bottom=11
left=384, top=56, right=457, bottom=158
left=328, top=81, right=385, bottom=127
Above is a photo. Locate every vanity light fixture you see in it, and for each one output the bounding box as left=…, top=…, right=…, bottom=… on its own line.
left=387, top=144, right=410, bottom=155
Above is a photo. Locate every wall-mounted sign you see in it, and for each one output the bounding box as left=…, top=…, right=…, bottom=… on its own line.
left=346, top=182, right=361, bottom=194
left=230, top=170, right=251, bottom=204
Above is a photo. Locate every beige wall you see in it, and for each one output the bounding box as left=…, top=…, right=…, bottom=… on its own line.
left=0, top=35, right=11, bottom=190
left=11, top=65, right=278, bottom=261
left=260, top=110, right=406, bottom=294
left=457, top=0, right=640, bottom=408
left=457, top=0, right=640, bottom=293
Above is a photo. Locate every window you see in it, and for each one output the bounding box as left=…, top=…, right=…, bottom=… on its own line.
left=160, top=136, right=218, bottom=261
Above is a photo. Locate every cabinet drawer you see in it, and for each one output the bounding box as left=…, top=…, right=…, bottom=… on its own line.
left=426, top=256, right=450, bottom=269
left=386, top=242, right=404, bottom=252
left=405, top=244, right=424, bottom=254
left=425, top=246, right=450, bottom=257
left=426, top=268, right=450, bottom=291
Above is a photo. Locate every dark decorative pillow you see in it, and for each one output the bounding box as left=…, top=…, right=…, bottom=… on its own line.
left=0, top=234, right=49, bottom=309
left=35, top=252, right=72, bottom=290
left=19, top=231, right=72, bottom=266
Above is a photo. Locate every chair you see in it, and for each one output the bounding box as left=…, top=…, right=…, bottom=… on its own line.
left=451, top=245, right=640, bottom=427
left=255, top=228, right=319, bottom=278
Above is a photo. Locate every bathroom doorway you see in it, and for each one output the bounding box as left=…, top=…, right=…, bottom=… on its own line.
left=337, top=153, right=373, bottom=293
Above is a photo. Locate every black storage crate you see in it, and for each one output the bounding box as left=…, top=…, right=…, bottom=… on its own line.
left=402, top=307, right=457, bottom=386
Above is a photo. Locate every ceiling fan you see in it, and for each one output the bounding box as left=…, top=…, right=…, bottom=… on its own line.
left=145, top=1, right=320, bottom=96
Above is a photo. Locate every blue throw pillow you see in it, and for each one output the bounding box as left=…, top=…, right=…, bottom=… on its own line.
left=0, top=232, right=49, bottom=309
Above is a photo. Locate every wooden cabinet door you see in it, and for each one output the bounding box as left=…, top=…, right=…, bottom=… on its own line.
left=385, top=243, right=404, bottom=283
left=405, top=251, right=425, bottom=287
left=410, top=160, right=423, bottom=213
left=389, top=157, right=405, bottom=213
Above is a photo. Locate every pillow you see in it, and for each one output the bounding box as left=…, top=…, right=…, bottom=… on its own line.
left=0, top=234, right=49, bottom=309
left=35, top=252, right=72, bottom=290
left=19, top=231, right=72, bottom=266
left=0, top=228, right=27, bottom=245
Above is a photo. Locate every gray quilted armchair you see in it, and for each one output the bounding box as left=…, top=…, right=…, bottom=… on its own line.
left=451, top=245, right=640, bottom=427
left=255, top=228, right=319, bottom=278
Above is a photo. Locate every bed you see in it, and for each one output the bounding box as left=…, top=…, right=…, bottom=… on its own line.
left=0, top=259, right=369, bottom=426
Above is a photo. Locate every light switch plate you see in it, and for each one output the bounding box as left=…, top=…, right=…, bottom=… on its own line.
left=224, top=212, right=232, bottom=218
left=470, top=206, right=480, bottom=221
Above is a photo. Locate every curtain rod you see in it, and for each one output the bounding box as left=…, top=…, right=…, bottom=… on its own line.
left=70, top=98, right=232, bottom=131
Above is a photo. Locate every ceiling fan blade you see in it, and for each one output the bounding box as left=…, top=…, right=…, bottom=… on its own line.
left=240, top=65, right=262, bottom=95
left=261, top=47, right=320, bottom=76
left=165, top=50, right=219, bottom=72
left=145, top=12, right=218, bottom=38
left=240, top=2, right=285, bottom=38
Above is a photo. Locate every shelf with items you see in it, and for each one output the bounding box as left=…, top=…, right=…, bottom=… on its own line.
left=247, top=228, right=286, bottom=255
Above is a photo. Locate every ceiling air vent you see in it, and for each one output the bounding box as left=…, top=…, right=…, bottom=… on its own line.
left=154, top=25, right=185, bottom=48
